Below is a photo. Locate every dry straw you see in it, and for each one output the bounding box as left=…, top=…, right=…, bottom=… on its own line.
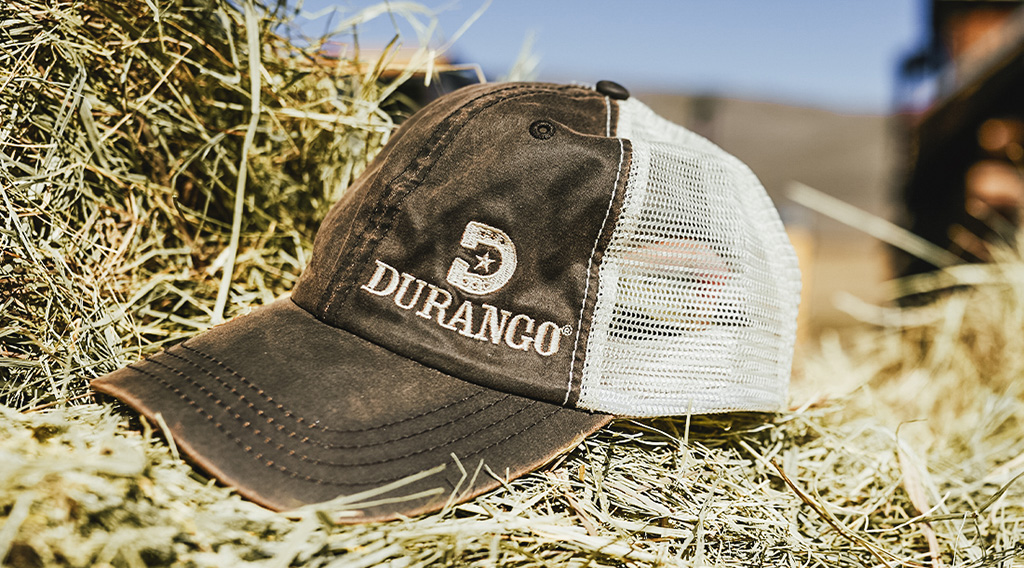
left=2, top=0, right=1024, bottom=566
left=1, top=0, right=407, bottom=409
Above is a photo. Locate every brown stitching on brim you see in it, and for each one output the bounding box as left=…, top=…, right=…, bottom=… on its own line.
left=321, top=86, right=604, bottom=317
left=176, top=343, right=488, bottom=433
left=130, top=358, right=544, bottom=468
left=157, top=349, right=513, bottom=450
left=124, top=363, right=561, bottom=487
left=135, top=355, right=532, bottom=463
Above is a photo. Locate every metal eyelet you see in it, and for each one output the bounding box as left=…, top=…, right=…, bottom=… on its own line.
left=529, top=120, right=555, bottom=140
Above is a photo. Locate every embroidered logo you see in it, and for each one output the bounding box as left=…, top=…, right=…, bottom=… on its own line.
left=358, top=221, right=563, bottom=357
left=446, top=221, right=517, bottom=295
left=360, top=260, right=562, bottom=356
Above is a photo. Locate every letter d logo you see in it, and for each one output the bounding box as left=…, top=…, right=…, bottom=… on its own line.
left=446, top=221, right=517, bottom=295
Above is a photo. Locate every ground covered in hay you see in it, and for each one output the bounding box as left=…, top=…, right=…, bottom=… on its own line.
left=2, top=0, right=1024, bottom=566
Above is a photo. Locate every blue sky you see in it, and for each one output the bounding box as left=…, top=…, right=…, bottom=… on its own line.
left=291, top=1, right=924, bottom=113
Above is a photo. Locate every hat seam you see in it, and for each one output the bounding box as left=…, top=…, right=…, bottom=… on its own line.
left=564, top=138, right=626, bottom=405
left=177, top=342, right=489, bottom=433
left=124, top=360, right=562, bottom=486
left=320, top=87, right=605, bottom=320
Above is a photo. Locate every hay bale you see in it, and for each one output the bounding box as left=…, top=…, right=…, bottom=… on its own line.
left=1, top=0, right=397, bottom=409
left=2, top=0, right=1023, bottom=565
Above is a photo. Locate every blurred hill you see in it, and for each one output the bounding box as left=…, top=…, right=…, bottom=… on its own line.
left=637, top=93, right=900, bottom=336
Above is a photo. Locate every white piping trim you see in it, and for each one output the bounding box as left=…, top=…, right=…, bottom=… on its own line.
left=565, top=138, right=625, bottom=405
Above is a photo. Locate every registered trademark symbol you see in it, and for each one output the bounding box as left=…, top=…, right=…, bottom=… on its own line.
left=561, top=325, right=573, bottom=336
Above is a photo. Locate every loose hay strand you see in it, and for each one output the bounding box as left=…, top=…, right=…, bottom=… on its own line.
left=212, top=0, right=263, bottom=324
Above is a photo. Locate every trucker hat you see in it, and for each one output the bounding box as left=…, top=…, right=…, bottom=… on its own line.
left=92, top=80, right=801, bottom=522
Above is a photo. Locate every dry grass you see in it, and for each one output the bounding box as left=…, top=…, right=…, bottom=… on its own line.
left=2, top=0, right=1024, bottom=566
left=3, top=347, right=1023, bottom=566
left=1, top=0, right=402, bottom=410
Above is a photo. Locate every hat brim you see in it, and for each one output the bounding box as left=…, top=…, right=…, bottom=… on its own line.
left=91, top=298, right=611, bottom=522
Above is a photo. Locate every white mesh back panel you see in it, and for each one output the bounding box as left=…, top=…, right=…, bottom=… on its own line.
left=578, top=98, right=801, bottom=416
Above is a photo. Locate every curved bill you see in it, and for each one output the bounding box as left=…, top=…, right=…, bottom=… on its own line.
left=91, top=297, right=611, bottom=522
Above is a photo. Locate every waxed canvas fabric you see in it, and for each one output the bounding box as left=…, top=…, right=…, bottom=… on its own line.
left=92, top=82, right=623, bottom=521
left=292, top=83, right=627, bottom=404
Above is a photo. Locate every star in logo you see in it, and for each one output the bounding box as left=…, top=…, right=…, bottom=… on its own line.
left=474, top=252, right=495, bottom=273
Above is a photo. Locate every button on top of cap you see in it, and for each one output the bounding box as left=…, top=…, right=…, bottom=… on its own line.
left=595, top=80, right=629, bottom=100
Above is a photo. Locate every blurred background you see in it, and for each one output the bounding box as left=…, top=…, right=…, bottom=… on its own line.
left=291, top=0, right=1024, bottom=340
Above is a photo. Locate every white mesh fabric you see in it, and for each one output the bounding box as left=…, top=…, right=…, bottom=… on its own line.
left=577, top=98, right=801, bottom=416
left=615, top=93, right=723, bottom=153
